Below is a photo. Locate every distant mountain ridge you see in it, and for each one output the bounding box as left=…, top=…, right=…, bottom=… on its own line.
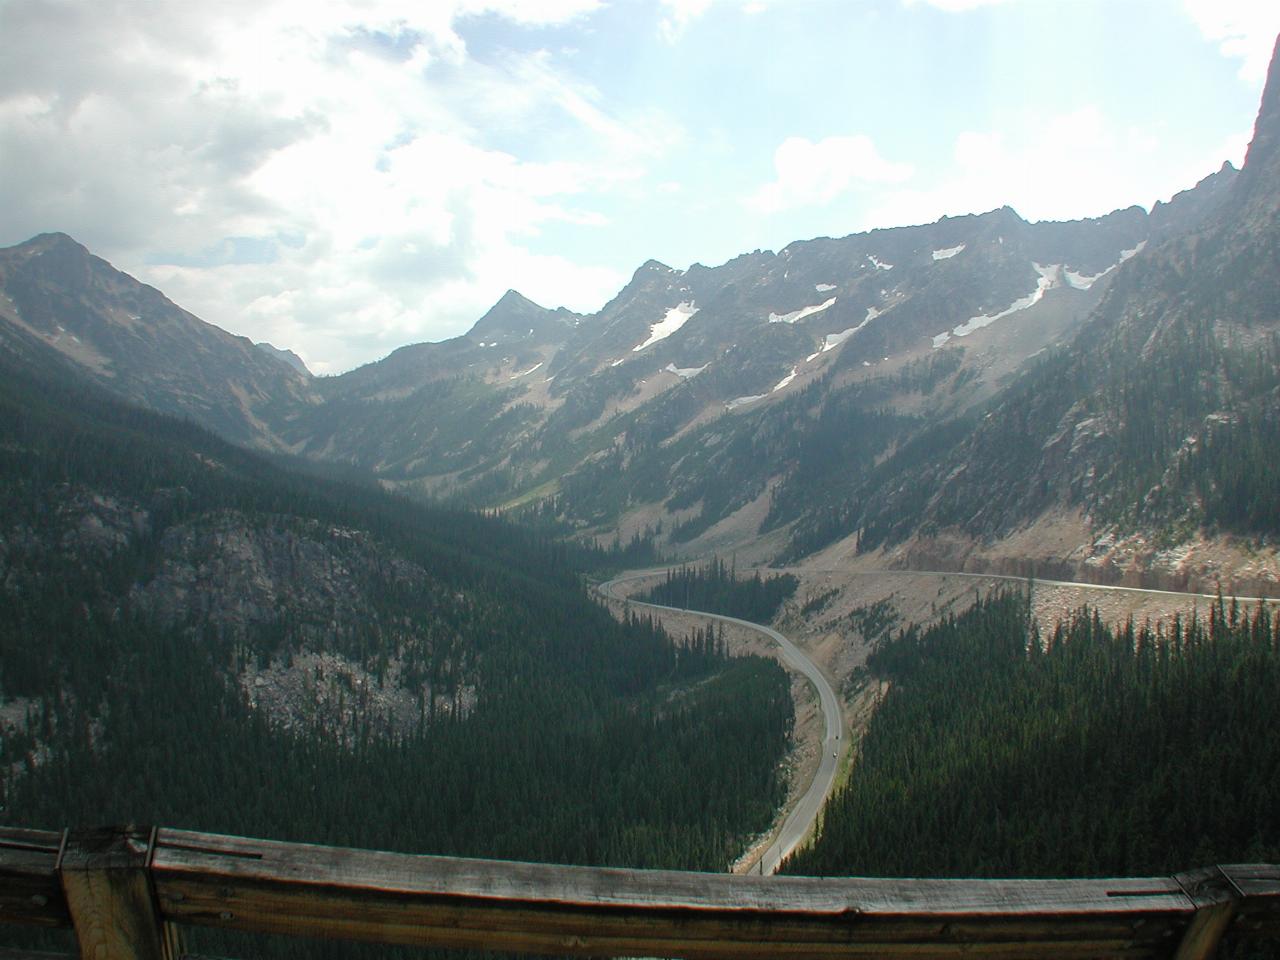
left=2, top=35, right=1277, bottom=594
left=793, top=34, right=1280, bottom=593
left=255, top=341, right=311, bottom=376
left=0, top=232, right=318, bottom=449
left=0, top=307, right=792, bottom=880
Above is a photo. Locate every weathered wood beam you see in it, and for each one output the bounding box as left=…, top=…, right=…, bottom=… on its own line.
left=57, top=827, right=182, bottom=960
left=1170, top=867, right=1241, bottom=960
left=1, top=825, right=1275, bottom=959
left=1221, top=863, right=1280, bottom=937
left=0, top=829, right=67, bottom=929
left=146, top=828, right=1199, bottom=958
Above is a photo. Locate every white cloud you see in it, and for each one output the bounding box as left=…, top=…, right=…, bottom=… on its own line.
left=658, top=0, right=773, bottom=42
left=746, top=135, right=914, bottom=214
left=461, top=0, right=603, bottom=23
left=0, top=0, right=646, bottom=372
left=860, top=104, right=1243, bottom=230
left=659, top=0, right=715, bottom=42
left=1183, top=0, right=1280, bottom=84
left=902, top=0, right=1016, bottom=11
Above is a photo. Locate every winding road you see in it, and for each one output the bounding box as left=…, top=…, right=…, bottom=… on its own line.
left=598, top=571, right=844, bottom=875
left=804, top=567, right=1280, bottom=606
left=597, top=564, right=1276, bottom=875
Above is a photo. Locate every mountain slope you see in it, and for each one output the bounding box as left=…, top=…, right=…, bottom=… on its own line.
left=270, top=199, right=1184, bottom=529
left=2, top=195, right=1187, bottom=530
left=795, top=34, right=1280, bottom=591
left=0, top=233, right=318, bottom=449
left=0, top=42, right=1271, bottom=585
left=0, top=334, right=793, bottom=911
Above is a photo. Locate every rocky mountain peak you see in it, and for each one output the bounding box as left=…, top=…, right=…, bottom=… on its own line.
left=256, top=341, right=311, bottom=377
left=1244, top=34, right=1280, bottom=171
left=2, top=232, right=99, bottom=292
left=635, top=258, right=676, bottom=279
left=466, top=288, right=579, bottom=345
left=495, top=288, right=533, bottom=307
left=26, top=231, right=85, bottom=253
left=1148, top=161, right=1238, bottom=242
left=1233, top=32, right=1280, bottom=214
left=0, top=232, right=319, bottom=449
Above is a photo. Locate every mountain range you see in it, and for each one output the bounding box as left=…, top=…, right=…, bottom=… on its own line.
left=0, top=275, right=790, bottom=894
left=3, top=36, right=1279, bottom=597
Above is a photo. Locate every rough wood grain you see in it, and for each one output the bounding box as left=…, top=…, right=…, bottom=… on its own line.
left=152, top=829, right=1194, bottom=915
left=0, top=824, right=1273, bottom=958
left=1219, top=863, right=1280, bottom=934
left=1170, top=900, right=1236, bottom=960
left=57, top=827, right=181, bottom=960
left=0, top=828, right=67, bottom=929
left=149, top=829, right=1195, bottom=958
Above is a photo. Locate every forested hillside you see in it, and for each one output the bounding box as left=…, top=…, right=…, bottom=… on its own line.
left=783, top=37, right=1280, bottom=580
left=0, top=338, right=793, bottom=957
left=787, top=591, right=1280, bottom=879
left=638, top=557, right=798, bottom=622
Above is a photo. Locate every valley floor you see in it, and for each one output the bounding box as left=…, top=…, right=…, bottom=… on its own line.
left=597, top=573, right=845, bottom=874
left=599, top=555, right=1280, bottom=876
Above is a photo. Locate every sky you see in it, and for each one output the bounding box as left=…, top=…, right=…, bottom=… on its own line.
left=2, top=0, right=1278, bottom=374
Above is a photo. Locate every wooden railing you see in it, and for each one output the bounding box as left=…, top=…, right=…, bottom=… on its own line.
left=0, top=826, right=1276, bottom=959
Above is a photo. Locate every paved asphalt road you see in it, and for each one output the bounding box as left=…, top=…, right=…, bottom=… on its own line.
left=802, top=567, right=1280, bottom=605
left=597, top=563, right=1275, bottom=874
left=598, top=571, right=844, bottom=875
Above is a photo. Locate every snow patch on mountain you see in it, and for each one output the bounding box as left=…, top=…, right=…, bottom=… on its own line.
left=1119, top=241, right=1146, bottom=262
left=634, top=301, right=699, bottom=352
left=510, top=362, right=543, bottom=380
left=867, top=255, right=893, bottom=271
left=1064, top=266, right=1109, bottom=290
left=1062, top=240, right=1147, bottom=290
left=726, top=394, right=765, bottom=410
left=822, top=330, right=856, bottom=353
left=772, top=367, right=797, bottom=392
left=944, top=262, right=1058, bottom=342
left=664, top=361, right=708, bottom=379
left=769, top=297, right=837, bottom=324
left=815, top=283, right=837, bottom=292
left=932, top=244, right=966, bottom=261
left=821, top=304, right=882, bottom=353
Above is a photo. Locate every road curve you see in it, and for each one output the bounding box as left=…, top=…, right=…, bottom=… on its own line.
left=598, top=571, right=843, bottom=875
left=799, top=567, right=1280, bottom=606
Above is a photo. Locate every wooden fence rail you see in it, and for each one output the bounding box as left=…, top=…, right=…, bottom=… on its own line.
left=0, top=826, right=1276, bottom=959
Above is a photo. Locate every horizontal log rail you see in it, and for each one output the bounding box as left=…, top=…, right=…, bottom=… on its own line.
left=0, top=826, right=1275, bottom=959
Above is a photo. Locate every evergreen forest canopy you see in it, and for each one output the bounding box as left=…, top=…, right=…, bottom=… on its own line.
left=0, top=343, right=793, bottom=958
left=637, top=557, right=799, bottom=623
left=787, top=590, right=1280, bottom=879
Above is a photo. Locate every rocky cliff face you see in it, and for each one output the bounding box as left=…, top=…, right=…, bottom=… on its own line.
left=272, top=196, right=1182, bottom=524
left=0, top=190, right=1193, bottom=520
left=2, top=40, right=1273, bottom=580
left=0, top=234, right=318, bottom=449
left=0, top=480, right=476, bottom=743
left=826, top=36, right=1280, bottom=592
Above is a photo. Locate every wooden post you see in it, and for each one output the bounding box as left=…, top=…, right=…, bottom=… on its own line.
left=57, top=827, right=181, bottom=960
left=1172, top=866, right=1242, bottom=960
left=0, top=828, right=69, bottom=930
